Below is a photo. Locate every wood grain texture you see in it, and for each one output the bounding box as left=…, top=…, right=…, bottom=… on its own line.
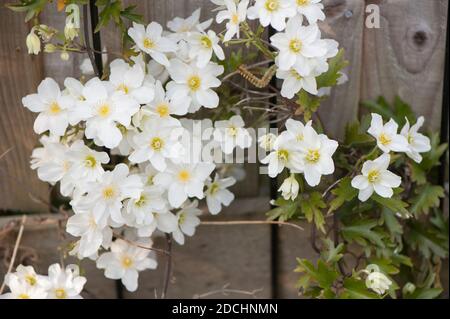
left=361, top=0, right=448, bottom=131
left=318, top=0, right=366, bottom=138
left=0, top=5, right=49, bottom=213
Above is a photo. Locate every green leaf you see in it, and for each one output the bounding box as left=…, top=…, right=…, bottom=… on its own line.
left=393, top=96, right=415, bottom=126
left=299, top=192, right=326, bottom=232
left=341, top=278, right=380, bottom=299
left=344, top=120, right=373, bottom=146
left=321, top=238, right=344, bottom=264
left=295, top=89, right=323, bottom=122
left=410, top=185, right=445, bottom=217
left=410, top=163, right=427, bottom=185
left=328, top=177, right=358, bottom=213
left=406, top=288, right=443, bottom=299
left=316, top=49, right=348, bottom=88
left=382, top=208, right=403, bottom=236
left=419, top=133, right=448, bottom=171
left=120, top=5, right=143, bottom=23
left=360, top=96, right=395, bottom=120
left=406, top=221, right=448, bottom=258
left=341, top=219, right=385, bottom=248
left=266, top=197, right=298, bottom=222
left=372, top=194, right=410, bottom=218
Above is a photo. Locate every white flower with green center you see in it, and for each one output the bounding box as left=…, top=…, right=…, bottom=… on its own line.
left=72, top=78, right=140, bottom=149
left=188, top=30, right=225, bottom=67
left=216, top=0, right=250, bottom=41
left=276, top=66, right=318, bottom=98
left=363, top=264, right=392, bottom=295
left=154, top=161, right=215, bottom=208
left=297, top=125, right=338, bottom=186
left=167, top=8, right=213, bottom=41
left=172, top=200, right=203, bottom=245
left=0, top=275, right=47, bottom=299
left=205, top=174, right=236, bottom=214
left=400, top=116, right=431, bottom=163
left=45, top=264, right=86, bottom=299
left=351, top=154, right=402, bottom=202
left=67, top=140, right=109, bottom=184
left=290, top=0, right=325, bottom=24
left=166, top=59, right=224, bottom=112
left=63, top=77, right=85, bottom=101
left=261, top=132, right=304, bottom=178
left=278, top=173, right=300, bottom=200
left=129, top=120, right=184, bottom=171
left=367, top=113, right=409, bottom=153
left=66, top=207, right=112, bottom=258
left=128, top=22, right=177, bottom=67
left=270, top=15, right=327, bottom=71
left=96, top=239, right=157, bottom=292
left=284, top=118, right=312, bottom=142
left=124, top=184, right=168, bottom=226
left=258, top=133, right=277, bottom=151
left=76, top=164, right=143, bottom=225
left=213, top=115, right=253, bottom=154
left=140, top=80, right=190, bottom=126
left=5, top=265, right=47, bottom=290
left=247, top=0, right=296, bottom=31
left=109, top=59, right=155, bottom=104
left=22, top=77, right=75, bottom=136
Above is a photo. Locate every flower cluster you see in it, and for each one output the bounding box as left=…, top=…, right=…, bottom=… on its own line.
left=22, top=9, right=257, bottom=292
left=0, top=264, right=86, bottom=299
left=351, top=113, right=431, bottom=202
left=260, top=118, right=338, bottom=199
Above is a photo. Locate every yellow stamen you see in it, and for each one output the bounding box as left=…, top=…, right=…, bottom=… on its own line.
left=231, top=14, right=239, bottom=24
left=187, top=75, right=201, bottom=91
left=117, top=83, right=129, bottom=94
left=265, top=0, right=279, bottom=11
left=143, top=38, right=155, bottom=49
left=49, top=101, right=61, bottom=114
left=379, top=133, right=391, bottom=146
left=209, top=182, right=220, bottom=195
left=85, top=155, right=97, bottom=168
left=135, top=195, right=147, bottom=207
left=297, top=0, right=309, bottom=6
left=227, top=126, right=238, bottom=137
left=150, top=137, right=164, bottom=151
left=18, top=293, right=30, bottom=299
left=306, top=149, right=320, bottom=163
left=122, top=257, right=133, bottom=268
left=200, top=35, right=212, bottom=49
left=178, top=170, right=191, bottom=183
left=156, top=103, right=170, bottom=117
left=25, top=275, right=37, bottom=286
left=98, top=104, right=111, bottom=118
left=290, top=69, right=303, bottom=80
left=55, top=288, right=67, bottom=299
left=102, top=186, right=116, bottom=199
left=368, top=170, right=380, bottom=183
left=277, top=149, right=289, bottom=161
left=289, top=39, right=302, bottom=53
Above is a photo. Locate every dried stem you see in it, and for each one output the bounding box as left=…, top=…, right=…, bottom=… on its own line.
left=193, top=284, right=263, bottom=299
left=0, top=215, right=27, bottom=294
left=201, top=220, right=304, bottom=232
left=160, top=233, right=173, bottom=299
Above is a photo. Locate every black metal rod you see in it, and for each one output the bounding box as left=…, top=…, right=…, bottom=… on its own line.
left=439, top=8, right=449, bottom=189
left=89, top=0, right=103, bottom=77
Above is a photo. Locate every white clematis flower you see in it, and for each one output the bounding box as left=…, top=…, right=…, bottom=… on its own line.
left=154, top=161, right=215, bottom=208
left=129, top=120, right=184, bottom=171
left=400, top=116, right=431, bottom=163
left=45, top=264, right=87, bottom=299
left=297, top=125, right=338, bottom=186
left=363, top=264, right=392, bottom=295
left=66, top=207, right=112, bottom=258
left=270, top=15, right=327, bottom=71
left=128, top=22, right=177, bottom=67
left=167, top=8, right=213, bottom=40
left=278, top=173, right=299, bottom=200
left=261, top=131, right=304, bottom=178
left=258, top=133, right=277, bottom=151
left=96, top=239, right=157, bottom=292
left=22, top=77, right=74, bottom=136
left=76, top=163, right=143, bottom=224
left=0, top=275, right=47, bottom=299
left=188, top=30, right=225, bottom=67
left=67, top=140, right=109, bottom=184
left=351, top=154, right=402, bottom=202
left=367, top=113, right=409, bottom=153
left=216, top=0, right=249, bottom=41
left=290, top=0, right=325, bottom=24
left=5, top=265, right=47, bottom=289
left=205, top=174, right=236, bottom=214
left=172, top=200, right=202, bottom=245
left=213, top=115, right=253, bottom=154
left=167, top=59, right=224, bottom=112
left=276, top=66, right=318, bottom=98
left=247, top=0, right=296, bottom=31
left=109, top=59, right=155, bottom=104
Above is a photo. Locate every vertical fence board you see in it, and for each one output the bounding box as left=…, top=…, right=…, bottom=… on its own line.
left=0, top=6, right=49, bottom=213
left=361, top=0, right=448, bottom=130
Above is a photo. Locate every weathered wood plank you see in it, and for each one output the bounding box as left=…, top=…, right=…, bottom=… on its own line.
left=318, top=0, right=366, bottom=138
left=0, top=5, right=49, bottom=213
left=123, top=199, right=272, bottom=299
left=361, top=0, right=448, bottom=130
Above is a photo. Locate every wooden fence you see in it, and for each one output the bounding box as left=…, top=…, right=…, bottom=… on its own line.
left=0, top=0, right=448, bottom=298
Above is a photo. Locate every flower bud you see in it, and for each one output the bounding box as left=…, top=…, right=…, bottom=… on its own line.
left=60, top=51, right=70, bottom=61
left=44, top=43, right=57, bottom=53
left=258, top=133, right=276, bottom=151
left=278, top=174, right=299, bottom=201
left=64, top=21, right=79, bottom=40
left=26, top=30, right=41, bottom=55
